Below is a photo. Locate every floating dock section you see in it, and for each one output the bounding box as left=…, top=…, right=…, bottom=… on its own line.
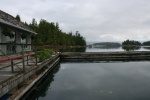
left=60, top=51, right=150, bottom=61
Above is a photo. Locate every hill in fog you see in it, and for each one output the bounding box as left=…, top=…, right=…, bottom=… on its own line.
left=91, top=42, right=121, bottom=48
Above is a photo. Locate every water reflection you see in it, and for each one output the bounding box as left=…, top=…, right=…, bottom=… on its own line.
left=143, top=46, right=150, bottom=50
left=122, top=46, right=141, bottom=51
left=60, top=47, right=86, bottom=52
left=88, top=45, right=121, bottom=49
left=38, top=64, right=60, bottom=98
left=21, top=64, right=61, bottom=100
left=86, top=46, right=123, bottom=52
left=36, top=46, right=150, bottom=53
left=86, top=46, right=150, bottom=52
left=26, top=61, right=150, bottom=100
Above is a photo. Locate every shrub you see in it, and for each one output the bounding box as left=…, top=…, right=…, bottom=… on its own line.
left=37, top=49, right=54, bottom=61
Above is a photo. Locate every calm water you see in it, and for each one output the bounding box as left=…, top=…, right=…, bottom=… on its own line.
left=58, top=46, right=150, bottom=52
left=26, top=61, right=150, bottom=100
left=23, top=46, right=150, bottom=100
left=86, top=46, right=150, bottom=52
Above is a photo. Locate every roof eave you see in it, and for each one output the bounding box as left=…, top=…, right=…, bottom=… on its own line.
left=0, top=19, right=37, bottom=34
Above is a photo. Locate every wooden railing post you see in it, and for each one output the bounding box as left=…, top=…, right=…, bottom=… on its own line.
left=35, top=45, right=38, bottom=66
left=27, top=55, right=29, bottom=65
left=11, top=60, right=14, bottom=73
left=21, top=44, right=25, bottom=72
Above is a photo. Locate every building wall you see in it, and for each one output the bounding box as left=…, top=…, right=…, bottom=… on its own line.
left=0, top=26, right=32, bottom=55
left=0, top=26, right=7, bottom=54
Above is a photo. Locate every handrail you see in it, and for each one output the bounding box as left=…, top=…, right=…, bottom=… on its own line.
left=0, top=49, right=12, bottom=61
left=0, top=53, right=34, bottom=62
left=0, top=48, right=35, bottom=72
left=0, top=54, right=59, bottom=98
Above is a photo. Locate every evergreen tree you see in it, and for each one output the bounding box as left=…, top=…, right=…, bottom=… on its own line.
left=15, top=14, right=21, bottom=22
left=29, top=19, right=86, bottom=46
left=143, top=41, right=150, bottom=46
left=122, top=39, right=141, bottom=45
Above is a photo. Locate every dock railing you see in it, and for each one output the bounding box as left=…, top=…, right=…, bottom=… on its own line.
left=0, top=43, right=59, bottom=98
left=0, top=53, right=59, bottom=98
left=0, top=44, right=37, bottom=73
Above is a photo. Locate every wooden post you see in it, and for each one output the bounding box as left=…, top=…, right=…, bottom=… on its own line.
left=22, top=44, right=25, bottom=72
left=35, top=45, right=37, bottom=66
left=27, top=55, right=29, bottom=65
left=11, top=60, right=14, bottom=73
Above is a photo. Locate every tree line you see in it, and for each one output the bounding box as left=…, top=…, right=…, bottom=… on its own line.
left=122, top=39, right=150, bottom=46
left=93, top=42, right=121, bottom=47
left=16, top=15, right=86, bottom=46
left=28, top=19, right=86, bottom=46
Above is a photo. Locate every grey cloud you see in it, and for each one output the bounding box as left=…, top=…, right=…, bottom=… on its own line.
left=1, top=0, right=150, bottom=43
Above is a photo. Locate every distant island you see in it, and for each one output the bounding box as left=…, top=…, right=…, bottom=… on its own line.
left=89, top=42, right=121, bottom=48
left=122, top=40, right=141, bottom=46
left=122, top=40, right=150, bottom=46
left=89, top=40, right=150, bottom=49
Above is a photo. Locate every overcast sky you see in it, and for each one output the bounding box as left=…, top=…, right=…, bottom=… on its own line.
left=1, top=0, right=150, bottom=43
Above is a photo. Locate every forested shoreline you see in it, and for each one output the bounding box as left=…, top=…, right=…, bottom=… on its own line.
left=122, top=39, right=150, bottom=46
left=90, top=40, right=150, bottom=47
left=27, top=19, right=86, bottom=46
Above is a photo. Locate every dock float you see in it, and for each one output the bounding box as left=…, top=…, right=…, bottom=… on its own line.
left=60, top=51, right=150, bottom=61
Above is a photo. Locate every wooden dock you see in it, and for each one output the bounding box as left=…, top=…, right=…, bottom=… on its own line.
left=0, top=53, right=60, bottom=100
left=1, top=51, right=150, bottom=99
left=60, top=51, right=150, bottom=61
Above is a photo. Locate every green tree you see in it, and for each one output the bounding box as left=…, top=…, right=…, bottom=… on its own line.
left=15, top=14, right=21, bottom=22
left=29, top=19, right=86, bottom=46
left=143, top=41, right=150, bottom=46
left=122, top=39, right=141, bottom=46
